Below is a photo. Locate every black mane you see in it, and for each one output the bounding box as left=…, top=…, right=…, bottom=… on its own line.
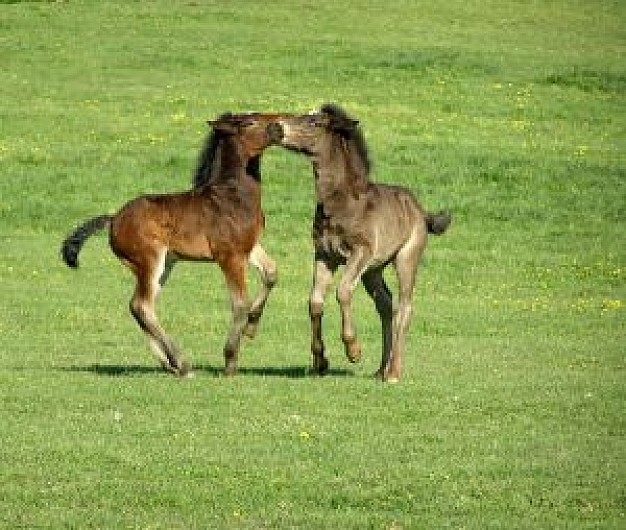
left=192, top=126, right=222, bottom=189
left=320, top=103, right=372, bottom=174
left=192, top=113, right=262, bottom=189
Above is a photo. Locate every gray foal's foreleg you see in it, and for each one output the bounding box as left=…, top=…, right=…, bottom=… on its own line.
left=309, top=258, right=336, bottom=374
left=335, top=247, right=373, bottom=363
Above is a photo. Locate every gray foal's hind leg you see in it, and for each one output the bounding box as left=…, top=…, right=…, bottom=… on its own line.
left=386, top=233, right=425, bottom=383
left=361, top=268, right=393, bottom=379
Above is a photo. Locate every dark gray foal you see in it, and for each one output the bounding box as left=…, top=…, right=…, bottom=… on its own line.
left=279, top=104, right=451, bottom=382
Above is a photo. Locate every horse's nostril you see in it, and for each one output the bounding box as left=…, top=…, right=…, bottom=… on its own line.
left=267, top=122, right=284, bottom=142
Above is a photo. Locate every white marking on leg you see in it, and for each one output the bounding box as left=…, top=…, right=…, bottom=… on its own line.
left=148, top=337, right=169, bottom=367
left=152, top=248, right=168, bottom=297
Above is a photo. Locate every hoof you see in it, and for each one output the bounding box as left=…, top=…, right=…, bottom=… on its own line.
left=176, top=359, right=192, bottom=377
left=223, top=366, right=237, bottom=377
left=243, top=321, right=259, bottom=339
left=313, top=357, right=329, bottom=375
left=345, top=342, right=362, bottom=363
left=159, top=360, right=174, bottom=372
left=244, top=314, right=261, bottom=339
left=384, top=370, right=400, bottom=384
left=374, top=369, right=400, bottom=383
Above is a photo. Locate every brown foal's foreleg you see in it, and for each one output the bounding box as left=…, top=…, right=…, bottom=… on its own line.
left=336, top=247, right=372, bottom=364
left=243, top=243, right=277, bottom=339
left=361, top=268, right=394, bottom=380
left=220, top=254, right=250, bottom=376
left=309, top=257, right=337, bottom=374
left=128, top=251, right=191, bottom=376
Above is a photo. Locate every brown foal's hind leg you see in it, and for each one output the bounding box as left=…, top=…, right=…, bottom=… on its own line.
left=336, top=247, right=373, bottom=364
left=361, top=268, right=393, bottom=380
left=128, top=250, right=191, bottom=376
left=243, top=243, right=277, bottom=339
left=159, top=253, right=177, bottom=288
left=220, top=254, right=250, bottom=376
left=309, top=257, right=337, bottom=374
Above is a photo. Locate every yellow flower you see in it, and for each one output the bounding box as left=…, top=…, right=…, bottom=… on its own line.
left=601, top=299, right=623, bottom=312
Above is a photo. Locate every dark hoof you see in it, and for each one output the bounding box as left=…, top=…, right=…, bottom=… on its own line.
left=223, top=366, right=237, bottom=377
left=176, top=359, right=193, bottom=378
left=313, top=357, right=329, bottom=375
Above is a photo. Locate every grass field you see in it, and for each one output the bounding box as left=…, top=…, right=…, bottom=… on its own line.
left=1, top=0, right=624, bottom=528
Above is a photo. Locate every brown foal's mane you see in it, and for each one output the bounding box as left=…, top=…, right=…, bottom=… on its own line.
left=192, top=113, right=262, bottom=190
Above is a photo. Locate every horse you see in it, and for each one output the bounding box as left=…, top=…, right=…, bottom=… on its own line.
left=277, top=104, right=451, bottom=383
left=60, top=112, right=285, bottom=377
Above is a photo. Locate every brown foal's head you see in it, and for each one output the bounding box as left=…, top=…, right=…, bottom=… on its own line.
left=209, top=112, right=287, bottom=158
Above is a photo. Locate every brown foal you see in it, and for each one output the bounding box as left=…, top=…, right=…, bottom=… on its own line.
left=61, top=113, right=285, bottom=376
left=278, top=104, right=451, bottom=382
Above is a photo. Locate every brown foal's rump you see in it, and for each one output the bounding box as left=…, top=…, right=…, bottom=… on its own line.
left=61, top=113, right=285, bottom=376
left=278, top=104, right=451, bottom=382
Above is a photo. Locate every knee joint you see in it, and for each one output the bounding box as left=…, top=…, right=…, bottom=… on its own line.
left=266, top=268, right=277, bottom=288
left=309, top=299, right=324, bottom=318
left=336, top=285, right=351, bottom=305
left=129, top=300, right=147, bottom=330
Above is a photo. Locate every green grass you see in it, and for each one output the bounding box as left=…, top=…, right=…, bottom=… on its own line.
left=1, top=0, right=624, bottom=528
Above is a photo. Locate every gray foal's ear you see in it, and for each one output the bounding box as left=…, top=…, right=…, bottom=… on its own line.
left=329, top=116, right=359, bottom=135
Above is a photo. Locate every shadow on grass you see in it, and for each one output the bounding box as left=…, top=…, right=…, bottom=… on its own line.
left=61, top=363, right=354, bottom=379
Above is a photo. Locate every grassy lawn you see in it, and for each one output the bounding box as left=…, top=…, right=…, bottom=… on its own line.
left=1, top=0, right=624, bottom=528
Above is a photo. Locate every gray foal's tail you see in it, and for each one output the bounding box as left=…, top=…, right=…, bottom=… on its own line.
left=61, top=214, right=112, bottom=268
left=426, top=211, right=452, bottom=235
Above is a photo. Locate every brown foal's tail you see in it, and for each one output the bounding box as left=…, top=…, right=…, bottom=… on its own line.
left=61, top=214, right=112, bottom=268
left=426, top=211, right=452, bottom=235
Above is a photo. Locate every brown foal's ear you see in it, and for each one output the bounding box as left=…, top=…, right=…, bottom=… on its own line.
left=208, top=117, right=242, bottom=135
left=209, top=113, right=258, bottom=134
